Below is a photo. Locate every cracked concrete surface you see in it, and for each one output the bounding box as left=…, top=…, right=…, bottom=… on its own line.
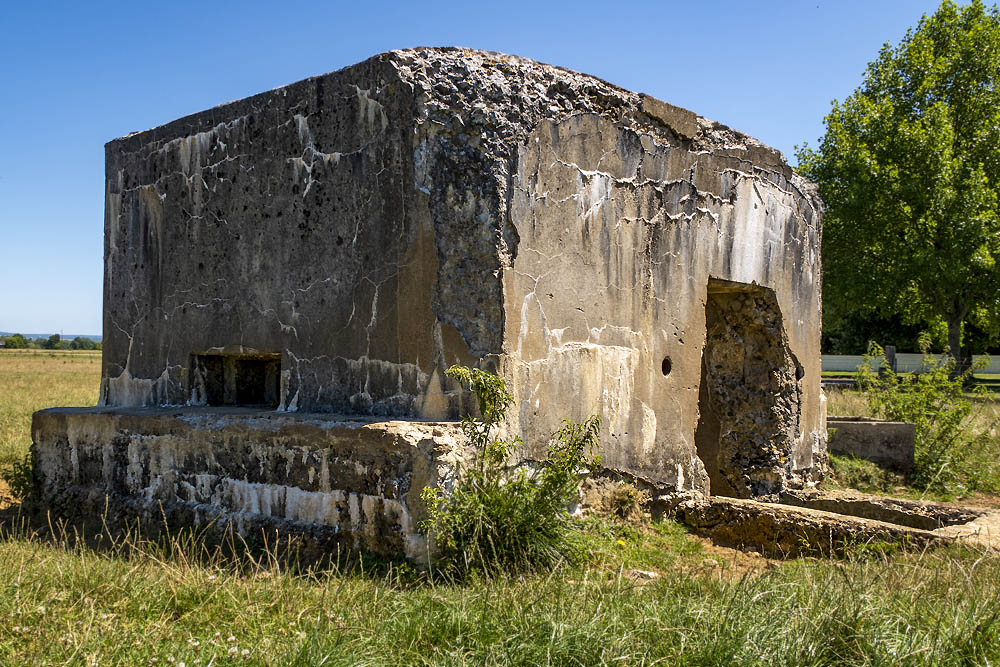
left=33, top=407, right=467, bottom=560
left=500, top=112, right=822, bottom=494
left=83, top=47, right=822, bottom=511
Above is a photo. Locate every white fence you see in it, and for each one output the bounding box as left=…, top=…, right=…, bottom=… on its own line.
left=822, top=354, right=1000, bottom=374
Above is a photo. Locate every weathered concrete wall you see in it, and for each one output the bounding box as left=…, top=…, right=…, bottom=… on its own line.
left=32, top=407, right=465, bottom=559
left=501, top=110, right=822, bottom=495
left=102, top=53, right=481, bottom=416
left=827, top=417, right=915, bottom=472
left=99, top=47, right=824, bottom=497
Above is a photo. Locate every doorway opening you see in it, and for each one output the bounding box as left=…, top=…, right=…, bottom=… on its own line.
left=693, top=280, right=802, bottom=498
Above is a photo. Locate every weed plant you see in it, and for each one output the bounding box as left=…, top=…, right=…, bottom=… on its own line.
left=0, top=453, right=35, bottom=505
left=421, top=365, right=600, bottom=577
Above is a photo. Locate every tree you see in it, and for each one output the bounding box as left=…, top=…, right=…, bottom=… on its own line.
left=3, top=334, right=28, bottom=349
left=798, top=0, right=1000, bottom=369
left=69, top=336, right=97, bottom=350
left=43, top=334, right=61, bottom=350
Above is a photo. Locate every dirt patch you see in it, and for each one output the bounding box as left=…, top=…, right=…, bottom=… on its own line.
left=612, top=534, right=778, bottom=585
left=687, top=534, right=779, bottom=578
left=942, top=493, right=1000, bottom=510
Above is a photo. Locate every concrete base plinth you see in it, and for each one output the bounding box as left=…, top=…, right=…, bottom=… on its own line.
left=31, top=407, right=465, bottom=562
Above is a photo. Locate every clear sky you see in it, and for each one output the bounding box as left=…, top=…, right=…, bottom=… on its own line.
left=0, top=0, right=945, bottom=335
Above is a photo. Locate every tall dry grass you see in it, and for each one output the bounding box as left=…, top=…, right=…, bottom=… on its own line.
left=0, top=349, right=100, bottom=465
left=0, top=516, right=998, bottom=665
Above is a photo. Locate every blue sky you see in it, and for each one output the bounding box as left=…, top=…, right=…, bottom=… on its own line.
left=0, top=0, right=944, bottom=335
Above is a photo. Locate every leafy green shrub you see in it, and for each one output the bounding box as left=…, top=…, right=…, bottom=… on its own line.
left=856, top=339, right=999, bottom=495
left=421, top=365, right=600, bottom=577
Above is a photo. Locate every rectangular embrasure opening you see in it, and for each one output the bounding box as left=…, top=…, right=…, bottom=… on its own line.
left=192, top=353, right=280, bottom=408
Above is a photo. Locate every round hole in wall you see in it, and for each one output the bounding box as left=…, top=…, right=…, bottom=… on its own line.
left=661, top=356, right=672, bottom=376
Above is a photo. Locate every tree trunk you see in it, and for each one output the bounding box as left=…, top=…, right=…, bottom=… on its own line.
left=947, top=317, right=970, bottom=378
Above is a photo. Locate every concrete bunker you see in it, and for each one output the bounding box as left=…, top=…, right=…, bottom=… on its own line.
left=31, top=47, right=840, bottom=560
left=695, top=280, right=802, bottom=498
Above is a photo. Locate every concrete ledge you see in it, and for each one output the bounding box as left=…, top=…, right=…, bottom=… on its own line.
left=668, top=492, right=1000, bottom=557
left=779, top=489, right=987, bottom=531
left=638, top=94, right=699, bottom=141
left=671, top=495, right=945, bottom=557
left=827, top=417, right=915, bottom=472
left=31, top=407, right=465, bottom=562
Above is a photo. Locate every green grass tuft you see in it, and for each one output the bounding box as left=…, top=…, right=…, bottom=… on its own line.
left=826, top=453, right=904, bottom=495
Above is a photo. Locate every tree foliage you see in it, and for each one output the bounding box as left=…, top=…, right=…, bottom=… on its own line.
left=1, top=334, right=99, bottom=350
left=798, top=0, right=1000, bottom=364
left=3, top=334, right=29, bottom=349
left=69, top=336, right=99, bottom=350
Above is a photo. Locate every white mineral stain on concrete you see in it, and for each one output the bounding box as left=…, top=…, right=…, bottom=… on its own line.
left=33, top=409, right=463, bottom=562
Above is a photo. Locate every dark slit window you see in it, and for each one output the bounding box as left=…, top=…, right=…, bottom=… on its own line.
left=192, top=353, right=280, bottom=407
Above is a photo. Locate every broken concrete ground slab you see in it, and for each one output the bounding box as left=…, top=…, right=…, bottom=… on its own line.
left=778, top=488, right=986, bottom=531
left=667, top=491, right=1000, bottom=557
left=31, top=407, right=466, bottom=561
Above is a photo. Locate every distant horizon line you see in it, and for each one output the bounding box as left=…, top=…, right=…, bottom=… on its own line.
left=0, top=331, right=102, bottom=341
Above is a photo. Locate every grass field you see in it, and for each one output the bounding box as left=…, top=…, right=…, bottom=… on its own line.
left=1, top=350, right=1000, bottom=664
left=0, top=349, right=100, bottom=466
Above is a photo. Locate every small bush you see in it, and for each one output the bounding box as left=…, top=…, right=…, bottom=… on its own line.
left=856, top=338, right=1000, bottom=495
left=421, top=365, right=600, bottom=577
left=601, top=482, right=651, bottom=522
